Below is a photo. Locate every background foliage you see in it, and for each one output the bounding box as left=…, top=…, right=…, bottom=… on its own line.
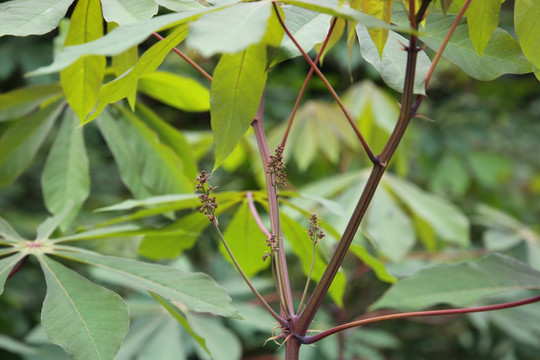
left=0, top=0, right=539, bottom=359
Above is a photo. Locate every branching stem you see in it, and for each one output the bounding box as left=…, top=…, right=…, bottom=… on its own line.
left=301, top=294, right=540, bottom=344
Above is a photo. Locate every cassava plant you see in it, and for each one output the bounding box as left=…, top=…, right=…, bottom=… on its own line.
left=1, top=0, right=540, bottom=359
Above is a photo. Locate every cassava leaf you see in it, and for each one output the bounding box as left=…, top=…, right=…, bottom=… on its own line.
left=466, top=0, right=503, bottom=56
left=221, top=200, right=269, bottom=278
left=41, top=109, right=89, bottom=229
left=101, top=0, right=159, bottom=25
left=186, top=1, right=272, bottom=57
left=515, top=0, right=540, bottom=70
left=361, top=0, right=391, bottom=59
left=0, top=84, right=62, bottom=122
left=85, top=25, right=188, bottom=124
left=0, top=0, right=75, bottom=36
left=138, top=71, right=210, bottom=112
left=60, top=0, right=105, bottom=121
left=210, top=44, right=267, bottom=169
left=38, top=255, right=129, bottom=360
left=0, top=218, right=25, bottom=244
left=0, top=254, right=26, bottom=295
left=420, top=14, right=532, bottom=80
left=0, top=100, right=64, bottom=187
left=53, top=250, right=240, bottom=318
left=356, top=25, right=431, bottom=94
left=96, top=111, right=153, bottom=199
left=29, top=5, right=232, bottom=76
left=370, top=253, right=540, bottom=310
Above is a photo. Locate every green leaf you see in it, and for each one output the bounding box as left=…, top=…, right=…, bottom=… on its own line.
left=85, top=25, right=188, bottom=124
left=221, top=200, right=269, bottom=278
left=210, top=44, right=267, bottom=170
left=52, top=224, right=143, bottom=242
left=273, top=6, right=333, bottom=64
left=36, top=203, right=75, bottom=240
left=60, top=0, right=106, bottom=121
left=349, top=244, right=397, bottom=283
left=186, top=1, right=272, bottom=57
left=370, top=253, right=540, bottom=310
left=38, top=255, right=129, bottom=360
left=102, top=0, right=158, bottom=25
left=185, top=314, right=242, bottom=360
left=0, top=254, right=26, bottom=295
left=109, top=23, right=139, bottom=108
left=155, top=0, right=206, bottom=11
left=151, top=293, right=210, bottom=355
left=138, top=213, right=210, bottom=260
left=138, top=71, right=210, bottom=112
left=115, top=105, right=194, bottom=194
left=515, top=0, right=540, bottom=70
left=466, top=0, right=503, bottom=56
left=29, top=5, right=232, bottom=76
left=42, top=109, right=89, bottom=228
left=0, top=84, right=62, bottom=122
left=135, top=103, right=199, bottom=180
left=280, top=212, right=346, bottom=306
left=383, top=174, right=469, bottom=247
left=363, top=185, right=415, bottom=262
left=54, top=250, right=240, bottom=318
left=0, top=0, right=75, bottom=36
left=96, top=111, right=152, bottom=199
left=356, top=25, right=431, bottom=94
left=0, top=217, right=25, bottom=244
left=421, top=14, right=532, bottom=80
left=0, top=100, right=63, bottom=187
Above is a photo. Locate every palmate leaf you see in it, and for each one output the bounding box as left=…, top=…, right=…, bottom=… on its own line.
left=85, top=25, right=188, bottom=124
left=29, top=4, right=233, bottom=76
left=101, top=0, right=159, bottom=25
left=515, top=0, right=540, bottom=71
left=0, top=84, right=62, bottom=122
left=138, top=71, right=210, bottom=112
left=41, top=109, right=89, bottom=229
left=466, top=0, right=503, bottom=56
left=186, top=1, right=273, bottom=57
left=53, top=250, right=240, bottom=318
left=356, top=25, right=431, bottom=94
left=0, top=0, right=75, bottom=36
left=0, top=217, right=25, bottom=244
left=60, top=0, right=106, bottom=121
left=0, top=254, right=26, bottom=295
left=221, top=200, right=270, bottom=278
left=420, top=14, right=532, bottom=80
left=38, top=254, right=129, bottom=360
left=371, top=253, right=540, bottom=311
left=210, top=43, right=267, bottom=169
left=361, top=0, right=392, bottom=59
left=0, top=100, right=64, bottom=187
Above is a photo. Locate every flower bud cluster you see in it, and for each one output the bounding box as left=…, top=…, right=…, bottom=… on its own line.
left=195, top=170, right=218, bottom=222
left=266, top=145, right=286, bottom=187
left=307, top=213, right=325, bottom=244
left=263, top=234, right=279, bottom=261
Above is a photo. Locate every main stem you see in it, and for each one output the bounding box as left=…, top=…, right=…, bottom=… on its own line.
left=295, top=17, right=421, bottom=339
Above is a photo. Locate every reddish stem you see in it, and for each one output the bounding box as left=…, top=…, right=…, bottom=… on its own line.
left=301, top=294, right=540, bottom=344
left=246, top=191, right=271, bottom=238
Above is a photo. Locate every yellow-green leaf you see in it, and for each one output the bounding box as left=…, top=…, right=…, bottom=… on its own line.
left=515, top=0, right=540, bottom=70
left=466, top=0, right=503, bottom=56
left=362, top=0, right=392, bottom=59
left=85, top=24, right=188, bottom=124
left=210, top=44, right=267, bottom=170
left=60, top=0, right=105, bottom=121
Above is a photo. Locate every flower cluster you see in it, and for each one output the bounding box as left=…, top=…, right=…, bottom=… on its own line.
left=266, top=145, right=286, bottom=187
left=195, top=170, right=218, bottom=223
left=307, top=213, right=325, bottom=244
left=263, top=234, right=279, bottom=261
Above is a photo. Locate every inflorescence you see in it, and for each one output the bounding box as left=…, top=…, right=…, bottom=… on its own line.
left=307, top=213, right=325, bottom=244
left=195, top=170, right=218, bottom=223
left=267, top=145, right=287, bottom=187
